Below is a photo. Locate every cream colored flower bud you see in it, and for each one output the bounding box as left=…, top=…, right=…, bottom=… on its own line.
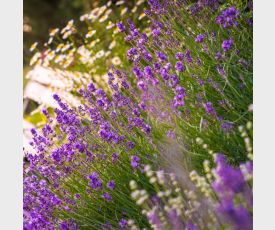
left=140, top=190, right=147, bottom=196
left=147, top=169, right=154, bottom=177
left=132, top=6, right=137, bottom=13
left=131, top=190, right=140, bottom=200
left=157, top=191, right=165, bottom=198
left=142, top=210, right=147, bottom=215
left=165, top=190, right=171, bottom=196
left=136, top=195, right=148, bottom=205
left=196, top=137, right=203, bottom=145
left=144, top=165, right=151, bottom=172
left=238, top=125, right=244, bottom=133
left=30, top=42, right=38, bottom=52
left=149, top=177, right=157, bottom=184
left=137, top=0, right=145, bottom=5
left=128, top=219, right=134, bottom=225
left=246, top=121, right=252, bottom=130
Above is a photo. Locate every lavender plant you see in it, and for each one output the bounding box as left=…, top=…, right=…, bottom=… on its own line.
left=130, top=153, right=252, bottom=230
left=24, top=0, right=253, bottom=229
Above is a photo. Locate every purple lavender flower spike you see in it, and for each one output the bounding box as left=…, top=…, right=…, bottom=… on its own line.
left=137, top=80, right=147, bottom=91
left=147, top=209, right=163, bottom=230
left=153, top=62, right=161, bottom=70
left=87, top=82, right=96, bottom=92
left=216, top=7, right=240, bottom=28
left=187, top=220, right=197, bottom=230
left=112, top=153, right=119, bottom=164
left=102, top=192, right=112, bottom=202
left=107, top=180, right=116, bottom=190
left=221, top=122, right=234, bottom=133
left=152, top=28, right=161, bottom=37
left=195, top=34, right=204, bottom=43
left=222, top=39, right=234, bottom=52
left=89, top=172, right=103, bottom=190
left=119, top=219, right=128, bottom=228
left=175, top=52, right=184, bottom=61
left=117, top=21, right=126, bottom=32
left=168, top=209, right=184, bottom=230
left=175, top=61, right=185, bottom=72
left=131, top=155, right=140, bottom=169
left=156, top=51, right=167, bottom=62
left=204, top=102, right=217, bottom=117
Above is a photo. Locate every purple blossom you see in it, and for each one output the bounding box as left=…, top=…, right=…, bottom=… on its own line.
left=222, top=39, right=234, bottom=52
left=167, top=209, right=184, bottom=230
left=195, top=34, right=204, bottom=43
left=147, top=210, right=163, bottom=229
left=74, top=194, right=81, bottom=199
left=164, top=62, right=171, bottom=71
left=204, top=102, right=217, bottom=116
left=175, top=61, right=185, bottom=72
left=102, top=192, right=112, bottom=202
left=187, top=221, right=197, bottom=230
left=132, top=67, right=143, bottom=80
left=131, top=28, right=139, bottom=37
left=124, top=35, right=133, bottom=42
left=160, top=68, right=169, bottom=81
left=221, top=122, right=234, bottom=133
left=148, top=0, right=163, bottom=14
left=42, top=108, right=53, bottom=122
left=127, top=141, right=135, bottom=149
left=119, top=219, right=128, bottom=228
left=131, top=155, right=140, bottom=169
left=217, top=200, right=252, bottom=230
left=137, top=80, right=147, bottom=91
left=112, top=153, right=119, bottom=163
left=216, top=7, right=240, bottom=28
left=117, top=21, right=126, bottom=32
left=127, top=18, right=136, bottom=31
left=107, top=180, right=116, bottom=190
left=151, top=78, right=159, bottom=85
left=185, top=49, right=192, bottom=63
left=171, top=74, right=179, bottom=88
left=247, top=18, right=253, bottom=26
left=152, top=28, right=161, bottom=37
left=53, top=93, right=61, bottom=102
left=241, top=161, right=253, bottom=178
left=89, top=172, right=102, bottom=190
left=51, top=150, right=61, bottom=162
left=144, top=66, right=154, bottom=78
left=175, top=86, right=186, bottom=96
left=30, top=128, right=37, bottom=136
left=175, top=52, right=184, bottom=61
left=213, top=154, right=246, bottom=194
left=166, top=130, right=176, bottom=139
left=156, top=51, right=167, bottom=62
left=153, top=62, right=161, bottom=70
left=59, top=219, right=77, bottom=230
left=127, top=47, right=137, bottom=57
left=215, top=52, right=223, bottom=61
left=143, top=51, right=153, bottom=62
left=88, top=82, right=96, bottom=92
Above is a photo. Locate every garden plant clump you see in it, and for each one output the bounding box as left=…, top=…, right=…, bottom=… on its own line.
left=23, top=0, right=253, bottom=229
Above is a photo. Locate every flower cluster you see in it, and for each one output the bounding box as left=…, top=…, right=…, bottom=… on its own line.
left=130, top=154, right=252, bottom=230
left=216, top=7, right=240, bottom=28
left=24, top=0, right=253, bottom=229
